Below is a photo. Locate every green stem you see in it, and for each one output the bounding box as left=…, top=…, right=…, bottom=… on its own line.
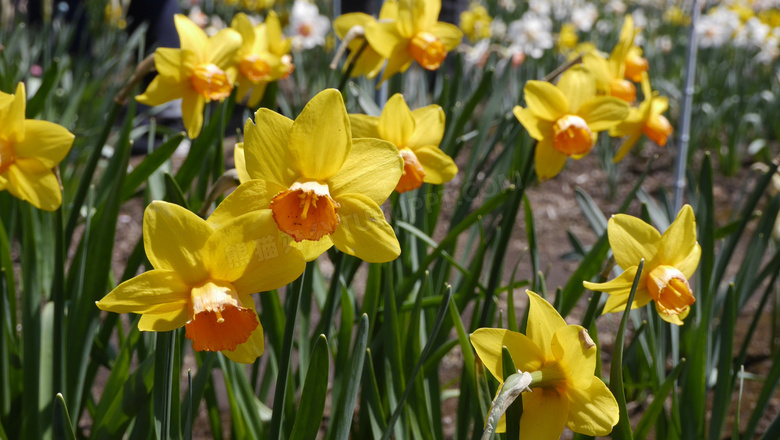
left=337, top=40, right=369, bottom=92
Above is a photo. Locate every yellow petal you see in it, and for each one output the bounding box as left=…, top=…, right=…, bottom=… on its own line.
left=349, top=114, right=380, bottom=138
left=419, top=0, right=440, bottom=31
left=97, top=269, right=190, bottom=314
left=676, top=242, right=701, bottom=279
left=207, top=179, right=288, bottom=230
left=231, top=13, right=255, bottom=54
left=612, top=131, right=643, bottom=163
left=656, top=301, right=689, bottom=326
left=608, top=214, right=660, bottom=269
left=430, top=22, right=463, bottom=51
left=379, top=48, right=414, bottom=83
left=222, top=297, right=264, bottom=363
left=551, top=325, right=596, bottom=389
left=288, top=89, right=352, bottom=181
left=14, top=120, right=74, bottom=168
left=265, top=11, right=284, bottom=54
left=293, top=236, right=334, bottom=262
left=6, top=165, right=61, bottom=211
left=609, top=16, right=635, bottom=78
left=557, top=65, right=597, bottom=113
left=365, top=21, right=407, bottom=59
left=398, top=0, right=417, bottom=37
left=513, top=106, right=548, bottom=142
left=175, top=14, right=208, bottom=62
left=566, top=377, right=619, bottom=436
left=470, top=328, right=545, bottom=382
left=138, top=307, right=190, bottom=332
left=346, top=46, right=386, bottom=79
left=415, top=145, right=457, bottom=184
left=328, top=138, right=403, bottom=205
left=181, top=92, right=205, bottom=139
left=519, top=387, right=569, bottom=440
left=136, top=76, right=188, bottom=107
left=523, top=81, right=568, bottom=122
left=601, top=287, right=653, bottom=314
left=407, top=104, right=445, bottom=147
left=143, top=201, right=212, bottom=284
left=330, top=193, right=400, bottom=262
left=583, top=266, right=639, bottom=296
left=380, top=0, right=399, bottom=19
left=154, top=48, right=184, bottom=81
left=657, top=205, right=699, bottom=268
left=233, top=142, right=251, bottom=184
left=204, top=210, right=305, bottom=292
left=534, top=137, right=567, bottom=181
left=208, top=28, right=243, bottom=68
left=246, top=81, right=269, bottom=108
left=525, top=290, right=567, bottom=361
left=0, top=82, right=26, bottom=143
left=582, top=53, right=613, bottom=94
left=378, top=93, right=416, bottom=147
left=577, top=97, right=629, bottom=132
left=244, top=108, right=297, bottom=187
left=333, top=12, right=374, bottom=38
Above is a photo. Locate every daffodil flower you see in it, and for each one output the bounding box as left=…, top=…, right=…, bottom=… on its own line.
left=609, top=73, right=674, bottom=162
left=214, top=89, right=403, bottom=262
left=97, top=201, right=305, bottom=363
left=333, top=0, right=398, bottom=79
left=232, top=12, right=294, bottom=108
left=0, top=83, right=74, bottom=211
left=582, top=16, right=643, bottom=103
left=349, top=93, right=456, bottom=193
left=470, top=290, right=619, bottom=438
left=583, top=205, right=701, bottom=325
left=513, top=71, right=628, bottom=181
left=365, top=0, right=463, bottom=82
left=136, top=15, right=242, bottom=139
left=459, top=4, right=492, bottom=42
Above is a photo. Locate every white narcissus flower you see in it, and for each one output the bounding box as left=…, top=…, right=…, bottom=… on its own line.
left=572, top=3, right=598, bottom=32
left=507, top=13, right=553, bottom=59
left=733, top=17, right=771, bottom=48
left=288, top=0, right=331, bottom=50
left=698, top=7, right=741, bottom=48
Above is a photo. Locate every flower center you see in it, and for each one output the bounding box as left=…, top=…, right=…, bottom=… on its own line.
left=643, top=114, right=673, bottom=147
left=239, top=54, right=272, bottom=82
left=552, top=114, right=594, bottom=156
left=610, top=78, right=637, bottom=103
left=185, top=280, right=258, bottom=352
left=191, top=63, right=233, bottom=101
left=528, top=362, right=569, bottom=393
left=646, top=265, right=696, bottom=316
left=624, top=52, right=649, bottom=83
left=396, top=148, right=426, bottom=193
left=0, top=139, right=15, bottom=175
left=409, top=32, right=447, bottom=70
left=270, top=180, right=340, bottom=242
left=299, top=23, right=312, bottom=37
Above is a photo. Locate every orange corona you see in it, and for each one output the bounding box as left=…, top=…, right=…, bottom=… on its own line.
left=646, top=265, right=695, bottom=318
left=643, top=114, right=673, bottom=146
left=396, top=148, right=426, bottom=193
left=552, top=115, right=594, bottom=156
left=0, top=140, right=15, bottom=175
left=239, top=54, right=272, bottom=82
left=270, top=181, right=340, bottom=242
left=191, top=63, right=233, bottom=100
left=185, top=280, right=258, bottom=352
left=624, top=51, right=649, bottom=83
left=610, top=78, right=637, bottom=103
left=409, top=32, right=447, bottom=70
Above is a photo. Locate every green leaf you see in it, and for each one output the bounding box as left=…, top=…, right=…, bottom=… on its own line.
left=502, top=347, right=522, bottom=440
left=154, top=331, right=176, bottom=440
left=610, top=260, right=644, bottom=440
left=289, top=335, right=330, bottom=440
left=330, top=314, right=369, bottom=440
left=122, top=134, right=184, bottom=200
left=26, top=59, right=59, bottom=119
left=633, top=360, right=685, bottom=440
left=53, top=393, right=77, bottom=440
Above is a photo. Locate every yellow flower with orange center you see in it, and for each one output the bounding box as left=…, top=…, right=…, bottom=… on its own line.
left=459, top=4, right=492, bottom=42
left=471, top=290, right=619, bottom=438
left=136, top=14, right=242, bottom=139
left=584, top=205, right=701, bottom=325
left=349, top=93, right=457, bottom=193
left=582, top=16, right=644, bottom=103
left=0, top=82, right=74, bottom=211
left=218, top=89, right=404, bottom=262
left=96, top=201, right=306, bottom=363
left=609, top=73, right=673, bottom=162
left=364, top=0, right=463, bottom=82
left=513, top=69, right=628, bottom=181
left=232, top=12, right=294, bottom=108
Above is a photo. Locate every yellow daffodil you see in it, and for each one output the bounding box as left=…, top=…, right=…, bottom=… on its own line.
left=0, top=83, right=74, bottom=211
left=214, top=89, right=404, bottom=262
left=664, top=6, right=691, bottom=27
left=97, top=201, right=305, bottom=363
left=609, top=73, right=673, bottom=162
left=365, top=0, right=463, bottom=82
left=470, top=290, right=619, bottom=438
left=513, top=70, right=628, bottom=181
left=583, top=205, right=701, bottom=325
left=232, top=12, right=294, bottom=108
left=333, top=0, right=398, bottom=79
left=459, top=4, right=492, bottom=42
left=557, top=23, right=579, bottom=54
left=136, top=15, right=242, bottom=139
left=349, top=93, right=456, bottom=193
left=582, top=16, right=645, bottom=103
